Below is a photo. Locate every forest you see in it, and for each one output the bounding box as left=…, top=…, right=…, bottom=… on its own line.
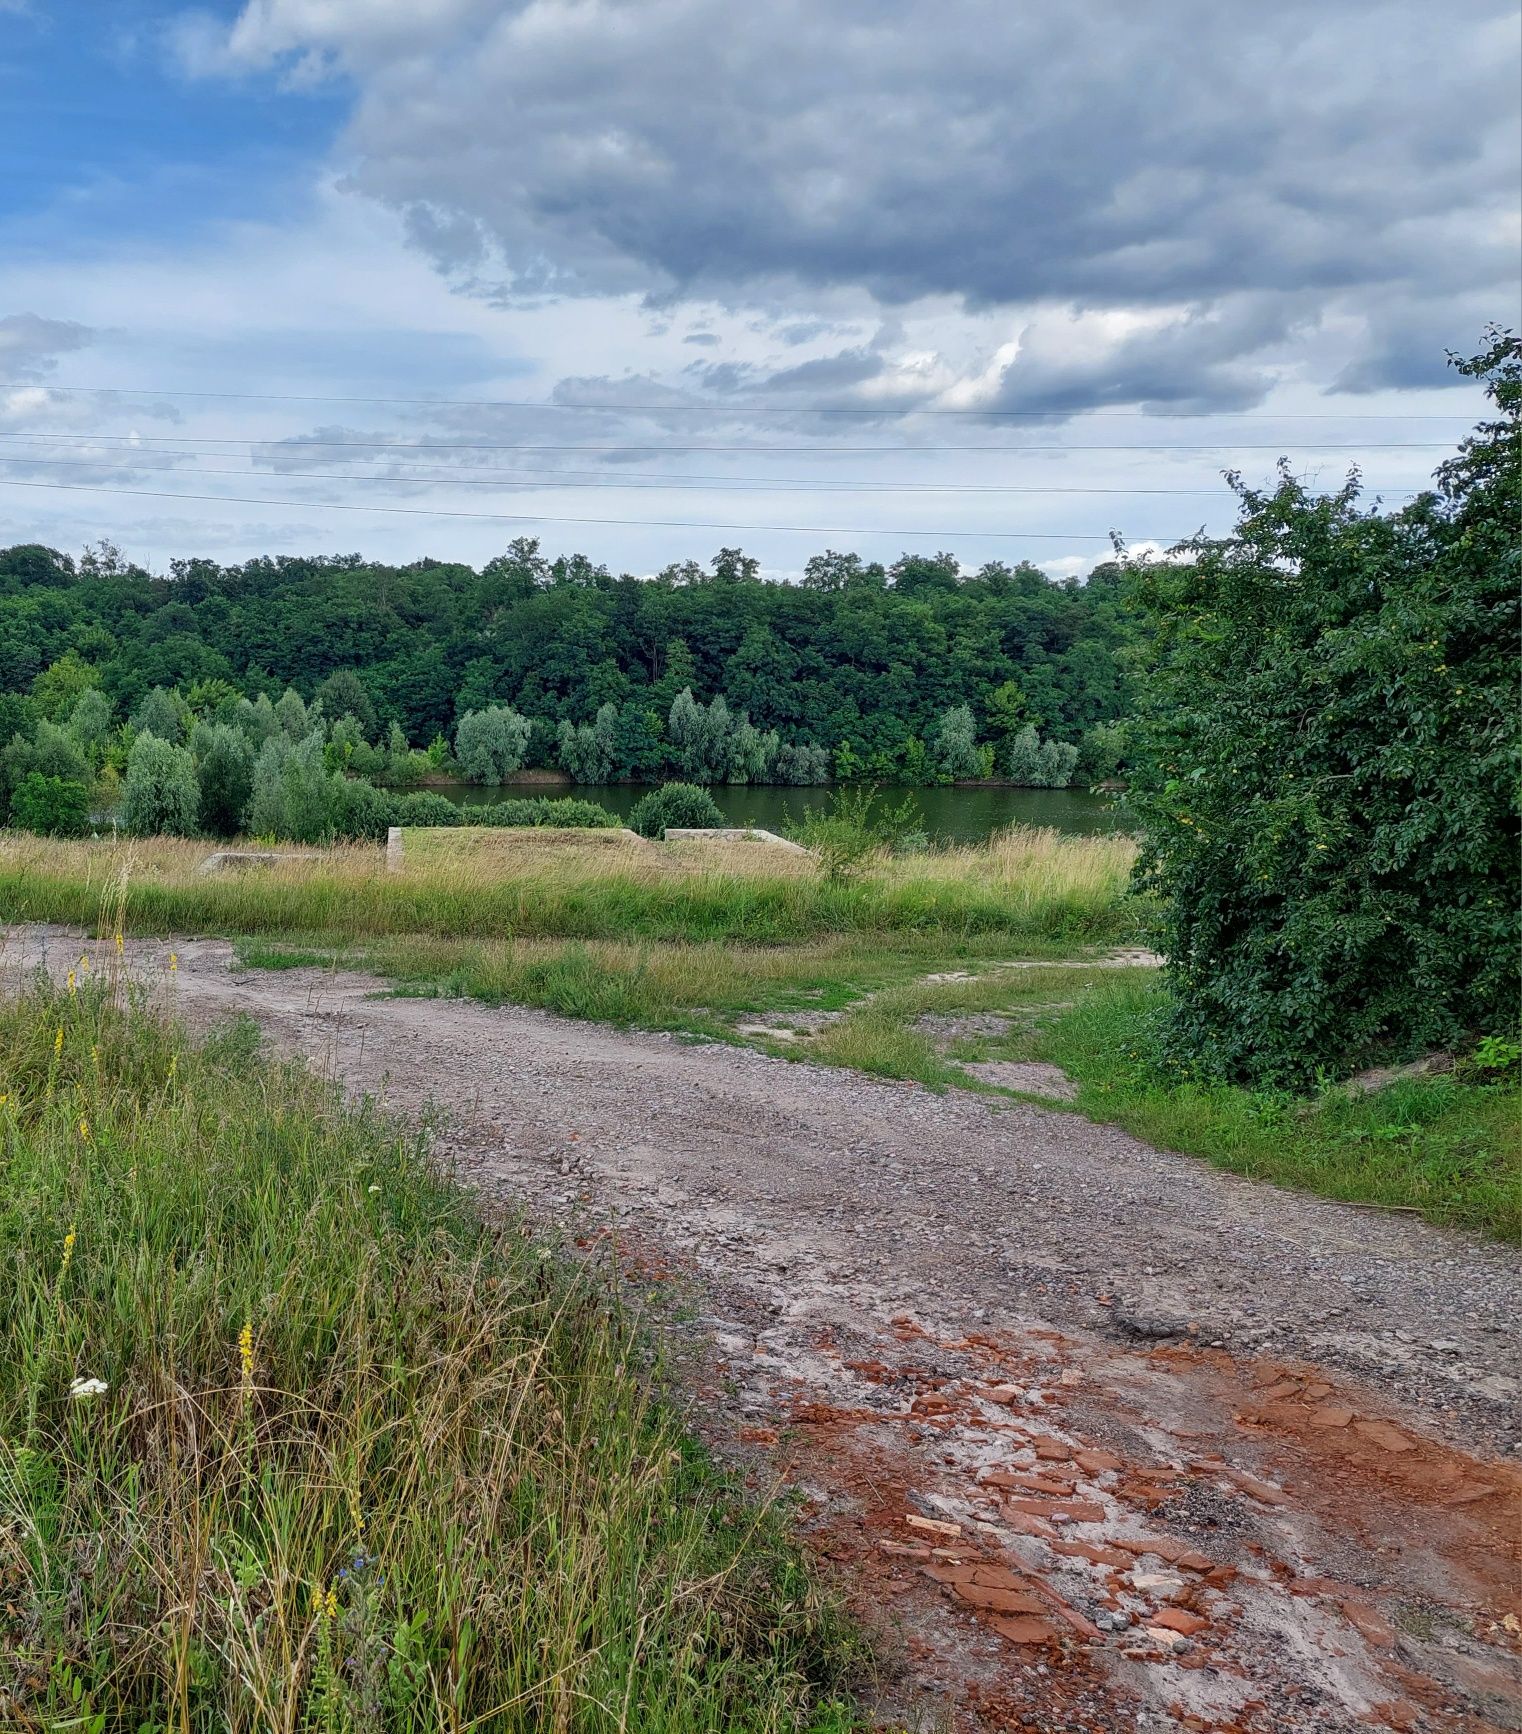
left=0, top=540, right=1133, bottom=811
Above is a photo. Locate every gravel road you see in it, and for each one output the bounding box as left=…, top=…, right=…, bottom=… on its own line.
left=6, top=925, right=1519, bottom=1733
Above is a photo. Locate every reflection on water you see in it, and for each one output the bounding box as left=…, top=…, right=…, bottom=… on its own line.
left=438, top=782, right=1132, bottom=844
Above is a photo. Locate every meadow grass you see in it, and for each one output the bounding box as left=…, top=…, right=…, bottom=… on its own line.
left=0, top=973, right=864, bottom=1732
left=801, top=966, right=1522, bottom=1239
left=0, top=826, right=1144, bottom=949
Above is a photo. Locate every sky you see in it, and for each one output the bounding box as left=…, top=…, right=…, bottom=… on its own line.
left=1, top=0, right=1518, bottom=579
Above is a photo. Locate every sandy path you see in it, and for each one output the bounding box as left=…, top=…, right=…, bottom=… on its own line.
left=6, top=925, right=1520, bottom=1733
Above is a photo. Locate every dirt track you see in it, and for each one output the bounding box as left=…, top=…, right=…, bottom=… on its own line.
left=6, top=926, right=1521, bottom=1733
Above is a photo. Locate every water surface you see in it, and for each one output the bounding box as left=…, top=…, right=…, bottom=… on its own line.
left=439, top=782, right=1131, bottom=844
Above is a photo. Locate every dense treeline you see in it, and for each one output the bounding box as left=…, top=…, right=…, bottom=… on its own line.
left=0, top=541, right=1133, bottom=792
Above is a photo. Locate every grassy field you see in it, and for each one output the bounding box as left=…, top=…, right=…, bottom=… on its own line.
left=2, top=825, right=1515, bottom=1238
left=0, top=975, right=863, bottom=1731
left=0, top=826, right=1144, bottom=948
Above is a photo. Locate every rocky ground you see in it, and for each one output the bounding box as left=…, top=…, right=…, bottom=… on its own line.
left=5, top=925, right=1519, bottom=1734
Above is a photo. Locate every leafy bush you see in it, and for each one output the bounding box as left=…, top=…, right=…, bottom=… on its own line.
left=9, top=771, right=91, bottom=836
left=628, top=781, right=725, bottom=838
left=473, top=797, right=619, bottom=828
left=1125, top=332, right=1520, bottom=1088
left=330, top=777, right=399, bottom=842
left=788, top=786, right=925, bottom=880
left=121, top=733, right=200, bottom=837
left=390, top=790, right=466, bottom=828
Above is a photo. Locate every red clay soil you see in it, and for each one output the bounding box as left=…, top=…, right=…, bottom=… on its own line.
left=687, top=1298, right=1522, bottom=1733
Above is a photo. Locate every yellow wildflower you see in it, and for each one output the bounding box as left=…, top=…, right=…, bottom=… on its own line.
left=324, top=1586, right=339, bottom=1621
left=67, top=970, right=77, bottom=997
left=53, top=1027, right=64, bottom=1058
left=114, top=933, right=124, bottom=954
left=77, top=1116, right=91, bottom=1144
left=238, top=1319, right=254, bottom=1384
left=168, top=952, right=178, bottom=974
left=60, top=1223, right=77, bottom=1277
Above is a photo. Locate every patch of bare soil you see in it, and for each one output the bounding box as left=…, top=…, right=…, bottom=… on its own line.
left=4, top=927, right=1519, bottom=1733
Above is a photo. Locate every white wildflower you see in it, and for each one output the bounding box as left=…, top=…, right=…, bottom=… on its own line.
left=69, top=1376, right=109, bottom=1400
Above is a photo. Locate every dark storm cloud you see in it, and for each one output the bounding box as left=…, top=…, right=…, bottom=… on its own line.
left=205, top=0, right=1521, bottom=406
left=339, top=6, right=1513, bottom=287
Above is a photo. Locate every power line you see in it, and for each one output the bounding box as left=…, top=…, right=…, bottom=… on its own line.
left=0, top=450, right=1422, bottom=499
left=0, top=475, right=1193, bottom=542
left=34, top=382, right=1477, bottom=419
left=0, top=431, right=1453, bottom=454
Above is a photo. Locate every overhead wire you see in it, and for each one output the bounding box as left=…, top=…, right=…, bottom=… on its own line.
left=0, top=448, right=1424, bottom=498
left=32, top=383, right=1477, bottom=419
left=0, top=475, right=1199, bottom=541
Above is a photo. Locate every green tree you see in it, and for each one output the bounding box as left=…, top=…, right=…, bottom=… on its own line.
left=1, top=721, right=90, bottom=809
left=121, top=733, right=199, bottom=836
left=932, top=705, right=982, bottom=780
left=66, top=687, right=114, bottom=766
left=1002, top=725, right=1044, bottom=785
left=1125, top=331, right=1521, bottom=1087
left=667, top=689, right=737, bottom=783
left=274, top=688, right=314, bottom=741
left=248, top=732, right=335, bottom=843
left=131, top=686, right=187, bottom=745
left=31, top=652, right=100, bottom=722
left=192, top=723, right=255, bottom=837
left=456, top=705, right=532, bottom=784
left=558, top=704, right=618, bottom=783
left=10, top=771, right=91, bottom=837
left=314, top=669, right=378, bottom=740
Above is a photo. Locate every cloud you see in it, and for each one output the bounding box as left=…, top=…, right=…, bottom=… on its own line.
left=0, top=313, right=95, bottom=384
left=177, top=0, right=1518, bottom=415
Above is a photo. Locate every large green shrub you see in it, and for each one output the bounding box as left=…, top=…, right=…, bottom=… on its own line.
left=473, top=797, right=619, bottom=828
left=9, top=771, right=91, bottom=837
left=121, top=733, right=200, bottom=837
left=330, top=776, right=398, bottom=841
left=1124, top=332, right=1520, bottom=1088
left=627, top=782, right=725, bottom=838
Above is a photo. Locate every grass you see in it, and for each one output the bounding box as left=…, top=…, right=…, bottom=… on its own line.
left=0, top=972, right=864, bottom=1731
left=3, top=824, right=1513, bottom=1238
left=0, top=826, right=1144, bottom=949
left=794, top=965, right=1522, bottom=1239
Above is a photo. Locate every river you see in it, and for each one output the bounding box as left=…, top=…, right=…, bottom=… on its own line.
left=438, top=782, right=1132, bottom=844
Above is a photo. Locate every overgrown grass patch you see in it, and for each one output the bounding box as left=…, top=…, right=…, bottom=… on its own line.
left=0, top=978, right=865, bottom=1730
left=0, top=827, right=1146, bottom=950
left=809, top=966, right=1521, bottom=1237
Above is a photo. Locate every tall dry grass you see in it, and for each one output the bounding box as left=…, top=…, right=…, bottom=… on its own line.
left=0, top=825, right=1140, bottom=949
